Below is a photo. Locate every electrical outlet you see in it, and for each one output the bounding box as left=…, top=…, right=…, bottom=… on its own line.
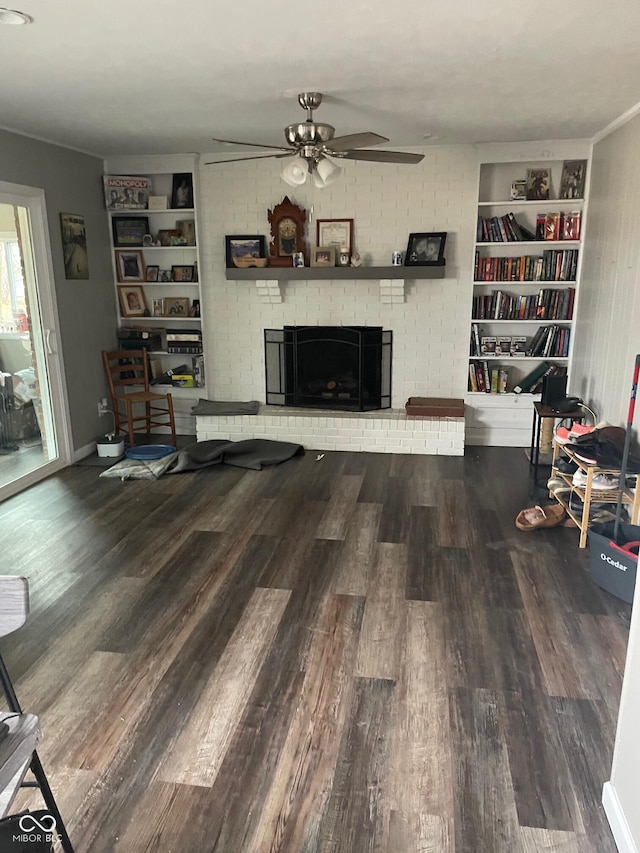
left=97, top=400, right=108, bottom=417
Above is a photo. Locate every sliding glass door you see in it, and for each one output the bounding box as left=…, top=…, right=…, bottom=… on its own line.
left=0, top=184, right=71, bottom=497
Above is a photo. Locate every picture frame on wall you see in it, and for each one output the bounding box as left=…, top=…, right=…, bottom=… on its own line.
left=115, top=249, right=145, bottom=282
left=59, top=212, right=89, bottom=279
left=111, top=216, right=149, bottom=247
left=117, top=284, right=147, bottom=317
left=171, top=173, right=194, bottom=209
left=404, top=232, right=447, bottom=266
left=316, top=219, right=353, bottom=257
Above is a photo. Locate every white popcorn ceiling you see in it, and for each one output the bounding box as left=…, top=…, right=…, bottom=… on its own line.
left=1, top=0, right=640, bottom=156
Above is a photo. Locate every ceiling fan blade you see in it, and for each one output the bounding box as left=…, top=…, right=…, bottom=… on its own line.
left=340, top=149, right=424, bottom=164
left=327, top=132, right=388, bottom=152
left=211, top=136, right=293, bottom=153
left=204, top=152, right=294, bottom=165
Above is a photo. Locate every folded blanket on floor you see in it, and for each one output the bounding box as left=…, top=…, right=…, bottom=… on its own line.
left=190, top=399, right=260, bottom=415
left=100, top=438, right=304, bottom=480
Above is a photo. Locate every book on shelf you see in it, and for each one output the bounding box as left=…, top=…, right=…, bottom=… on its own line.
left=490, top=368, right=499, bottom=394
left=559, top=160, right=587, bottom=200
left=526, top=169, right=550, bottom=201
left=562, top=211, right=582, bottom=241
left=469, top=363, right=478, bottom=392
left=544, top=212, right=561, bottom=241
left=513, top=361, right=552, bottom=394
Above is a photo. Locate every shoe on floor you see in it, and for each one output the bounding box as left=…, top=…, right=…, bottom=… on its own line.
left=515, top=503, right=566, bottom=531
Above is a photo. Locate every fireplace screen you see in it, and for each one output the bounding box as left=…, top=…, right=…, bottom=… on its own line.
left=265, top=326, right=392, bottom=411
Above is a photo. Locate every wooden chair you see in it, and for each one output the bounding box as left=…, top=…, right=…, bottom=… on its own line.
left=102, top=349, right=176, bottom=447
left=0, top=576, right=74, bottom=851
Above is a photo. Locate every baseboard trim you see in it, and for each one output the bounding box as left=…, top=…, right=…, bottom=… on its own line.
left=72, top=441, right=97, bottom=463
left=603, top=781, right=638, bottom=853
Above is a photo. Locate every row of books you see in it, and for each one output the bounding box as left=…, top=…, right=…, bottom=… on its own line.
left=118, top=326, right=163, bottom=351
left=472, top=287, right=575, bottom=321
left=528, top=324, right=571, bottom=358
left=166, top=329, right=203, bottom=355
left=535, top=211, right=581, bottom=242
left=474, top=249, right=579, bottom=282
left=476, top=212, right=534, bottom=243
left=470, top=324, right=571, bottom=358
left=469, top=362, right=509, bottom=393
left=469, top=361, right=567, bottom=394
left=477, top=211, right=582, bottom=243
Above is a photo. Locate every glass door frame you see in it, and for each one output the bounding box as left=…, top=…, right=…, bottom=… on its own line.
left=0, top=181, right=72, bottom=499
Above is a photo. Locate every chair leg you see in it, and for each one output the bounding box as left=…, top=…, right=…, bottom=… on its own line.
left=146, top=400, right=151, bottom=436
left=0, top=654, right=75, bottom=852
left=126, top=400, right=135, bottom=447
left=167, top=395, right=177, bottom=445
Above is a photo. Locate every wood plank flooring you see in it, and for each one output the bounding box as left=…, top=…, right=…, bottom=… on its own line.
left=0, top=446, right=630, bottom=852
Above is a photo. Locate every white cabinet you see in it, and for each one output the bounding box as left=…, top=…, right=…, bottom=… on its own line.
left=466, top=146, right=590, bottom=446
left=104, top=155, right=207, bottom=433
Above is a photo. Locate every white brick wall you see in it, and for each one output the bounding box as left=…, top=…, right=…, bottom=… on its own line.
left=197, top=146, right=478, bottom=408
left=196, top=407, right=464, bottom=456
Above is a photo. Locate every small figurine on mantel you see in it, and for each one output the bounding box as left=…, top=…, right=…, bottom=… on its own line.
left=350, top=252, right=362, bottom=268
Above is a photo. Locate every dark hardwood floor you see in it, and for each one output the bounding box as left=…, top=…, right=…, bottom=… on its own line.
left=0, top=446, right=630, bottom=852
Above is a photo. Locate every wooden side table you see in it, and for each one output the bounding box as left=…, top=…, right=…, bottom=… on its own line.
left=529, top=401, right=584, bottom=484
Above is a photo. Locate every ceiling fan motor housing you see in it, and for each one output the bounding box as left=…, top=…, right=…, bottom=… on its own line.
left=285, top=122, right=335, bottom=147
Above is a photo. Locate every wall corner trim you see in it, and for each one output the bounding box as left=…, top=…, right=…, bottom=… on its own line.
left=602, top=781, right=639, bottom=853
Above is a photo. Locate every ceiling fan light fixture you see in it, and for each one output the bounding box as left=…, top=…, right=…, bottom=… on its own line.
left=0, top=6, right=33, bottom=23
left=314, top=157, right=341, bottom=188
left=281, top=157, right=309, bottom=187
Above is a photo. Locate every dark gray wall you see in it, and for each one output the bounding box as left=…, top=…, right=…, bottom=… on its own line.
left=0, top=128, right=116, bottom=452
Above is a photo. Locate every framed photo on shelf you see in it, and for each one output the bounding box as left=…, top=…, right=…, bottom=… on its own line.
left=176, top=219, right=196, bottom=246
left=225, top=235, right=266, bottom=268
left=158, top=229, right=179, bottom=247
left=145, top=265, right=159, bottom=282
left=163, top=296, right=190, bottom=316
left=172, top=264, right=194, bottom=282
left=152, top=297, right=164, bottom=317
left=404, top=232, right=447, bottom=266
left=159, top=269, right=173, bottom=282
left=310, top=246, right=336, bottom=267
left=559, top=160, right=587, bottom=200
left=316, top=219, right=353, bottom=256
left=171, top=173, right=194, bottom=209
left=115, top=249, right=145, bottom=282
left=117, top=284, right=147, bottom=317
left=111, top=216, right=149, bottom=247
left=526, top=169, right=550, bottom=200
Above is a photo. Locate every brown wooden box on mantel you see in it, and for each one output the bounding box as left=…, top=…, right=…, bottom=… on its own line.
left=405, top=397, right=465, bottom=417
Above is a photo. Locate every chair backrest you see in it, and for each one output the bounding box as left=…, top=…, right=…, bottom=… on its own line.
left=102, top=349, right=151, bottom=396
left=0, top=577, right=29, bottom=638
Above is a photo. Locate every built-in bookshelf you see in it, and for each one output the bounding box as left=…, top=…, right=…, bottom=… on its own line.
left=104, top=155, right=207, bottom=432
left=465, top=145, right=590, bottom=446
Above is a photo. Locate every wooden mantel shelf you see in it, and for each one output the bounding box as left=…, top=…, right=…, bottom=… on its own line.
left=225, top=265, right=446, bottom=281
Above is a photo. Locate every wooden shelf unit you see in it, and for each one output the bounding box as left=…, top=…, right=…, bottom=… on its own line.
left=550, top=442, right=640, bottom=548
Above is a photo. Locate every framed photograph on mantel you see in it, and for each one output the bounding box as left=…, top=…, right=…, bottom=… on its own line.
left=316, top=219, right=353, bottom=257
left=404, top=232, right=447, bottom=266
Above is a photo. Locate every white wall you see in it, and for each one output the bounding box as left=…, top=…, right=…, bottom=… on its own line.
left=571, top=117, right=640, bottom=425
left=576, top=111, right=640, bottom=852
left=197, top=148, right=478, bottom=407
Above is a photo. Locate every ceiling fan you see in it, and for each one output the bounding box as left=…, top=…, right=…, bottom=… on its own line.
left=205, top=92, right=424, bottom=188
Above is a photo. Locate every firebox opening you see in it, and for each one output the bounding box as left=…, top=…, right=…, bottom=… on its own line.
left=265, top=326, right=392, bottom=412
